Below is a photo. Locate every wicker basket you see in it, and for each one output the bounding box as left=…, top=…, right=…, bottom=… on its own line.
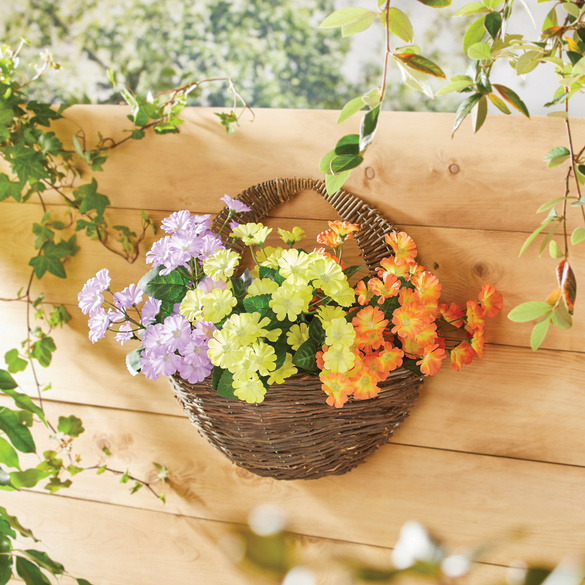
left=169, top=178, right=423, bottom=480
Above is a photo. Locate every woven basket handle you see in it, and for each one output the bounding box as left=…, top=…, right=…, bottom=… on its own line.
left=211, top=177, right=398, bottom=274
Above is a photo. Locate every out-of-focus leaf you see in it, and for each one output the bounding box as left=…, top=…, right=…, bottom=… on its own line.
left=471, top=95, right=488, bottom=133
left=463, top=16, right=487, bottom=53
left=484, top=11, right=502, bottom=38
left=493, top=84, right=530, bottom=118
left=467, top=42, right=492, bottom=61
left=530, top=316, right=550, bottom=351
left=571, top=226, right=585, bottom=245
left=507, top=301, right=552, bottom=322
left=394, top=53, right=446, bottom=78
left=337, top=97, right=365, bottom=124
left=386, top=8, right=414, bottom=43
left=488, top=92, right=511, bottom=114
left=452, top=93, right=482, bottom=135
left=557, top=259, right=576, bottom=315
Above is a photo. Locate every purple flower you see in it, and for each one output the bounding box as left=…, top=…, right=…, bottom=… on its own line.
left=114, top=321, right=134, bottom=345
left=161, top=210, right=194, bottom=234
left=221, top=194, right=251, bottom=214
left=142, top=323, right=167, bottom=353
left=87, top=308, right=110, bottom=343
left=78, top=281, right=104, bottom=316
left=145, top=237, right=172, bottom=268
left=107, top=308, right=125, bottom=323
left=194, top=320, right=216, bottom=339
left=160, top=314, right=191, bottom=352
left=94, top=269, right=111, bottom=291
left=169, top=232, right=202, bottom=259
left=114, top=283, right=143, bottom=311
left=139, top=347, right=181, bottom=379
left=198, top=234, right=224, bottom=261
left=197, top=277, right=227, bottom=295
left=176, top=358, right=213, bottom=384
left=180, top=329, right=211, bottom=367
left=141, top=297, right=162, bottom=325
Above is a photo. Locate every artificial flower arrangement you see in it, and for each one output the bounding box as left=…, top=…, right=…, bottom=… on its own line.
left=79, top=195, right=502, bottom=408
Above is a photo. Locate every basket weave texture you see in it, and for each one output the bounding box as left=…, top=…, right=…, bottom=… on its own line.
left=169, top=178, right=423, bottom=480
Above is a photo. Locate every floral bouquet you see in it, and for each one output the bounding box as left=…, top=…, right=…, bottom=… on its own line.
left=79, top=195, right=502, bottom=409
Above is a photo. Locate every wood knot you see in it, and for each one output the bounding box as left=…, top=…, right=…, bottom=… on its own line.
left=449, top=164, right=460, bottom=175
left=473, top=263, right=488, bottom=278
left=365, top=167, right=376, bottom=179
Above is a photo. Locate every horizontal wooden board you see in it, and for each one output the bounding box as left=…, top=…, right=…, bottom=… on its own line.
left=3, top=490, right=511, bottom=585
left=9, top=106, right=582, bottom=235
left=9, top=400, right=585, bottom=569
left=1, top=203, right=583, bottom=352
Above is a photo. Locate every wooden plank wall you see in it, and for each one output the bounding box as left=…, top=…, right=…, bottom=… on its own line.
left=1, top=106, right=585, bottom=584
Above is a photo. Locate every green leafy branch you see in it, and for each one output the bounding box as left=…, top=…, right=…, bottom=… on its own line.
left=318, top=0, right=449, bottom=196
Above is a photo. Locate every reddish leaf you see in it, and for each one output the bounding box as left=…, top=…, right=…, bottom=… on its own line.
left=556, top=260, right=576, bottom=315
left=394, top=53, right=446, bottom=78
left=492, top=84, right=530, bottom=118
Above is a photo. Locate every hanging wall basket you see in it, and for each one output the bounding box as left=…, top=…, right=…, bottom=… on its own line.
left=169, top=178, right=423, bottom=480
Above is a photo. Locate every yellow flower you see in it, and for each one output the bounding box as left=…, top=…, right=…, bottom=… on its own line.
left=316, top=305, right=346, bottom=326
left=322, top=343, right=356, bottom=373
left=267, top=353, right=298, bottom=385
left=231, top=222, right=273, bottom=246
left=328, top=283, right=356, bottom=307
left=269, top=283, right=312, bottom=321
left=247, top=278, right=279, bottom=296
left=207, top=329, right=244, bottom=370
left=223, top=312, right=267, bottom=346
left=287, top=323, right=309, bottom=350
left=248, top=341, right=277, bottom=376
left=306, top=256, right=345, bottom=295
left=201, top=288, right=237, bottom=323
left=278, top=249, right=310, bottom=285
left=179, top=289, right=205, bottom=322
left=233, top=374, right=267, bottom=403
left=278, top=226, right=306, bottom=247
left=203, top=249, right=240, bottom=282
left=259, top=246, right=285, bottom=268
left=324, top=317, right=355, bottom=347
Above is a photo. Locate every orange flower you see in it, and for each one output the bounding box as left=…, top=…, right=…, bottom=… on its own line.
left=350, top=367, right=381, bottom=400
left=316, top=348, right=325, bottom=370
left=328, top=220, right=360, bottom=241
left=320, top=371, right=354, bottom=408
left=414, top=323, right=438, bottom=348
left=385, top=231, right=417, bottom=265
left=379, top=257, right=411, bottom=278
left=416, top=343, right=446, bottom=377
left=355, top=280, right=374, bottom=306
left=374, top=342, right=404, bottom=376
left=439, top=302, right=465, bottom=328
left=450, top=341, right=475, bottom=371
left=369, top=272, right=400, bottom=301
left=399, top=287, right=417, bottom=306
left=316, top=229, right=342, bottom=248
left=391, top=303, right=429, bottom=340
left=313, top=247, right=345, bottom=268
left=413, top=271, right=442, bottom=304
left=465, top=300, right=485, bottom=333
left=469, top=328, right=485, bottom=358
left=352, top=305, right=388, bottom=351
left=478, top=283, right=503, bottom=318
left=401, top=337, right=425, bottom=358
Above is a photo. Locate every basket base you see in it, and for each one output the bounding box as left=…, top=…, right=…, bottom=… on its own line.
left=169, top=369, right=423, bottom=481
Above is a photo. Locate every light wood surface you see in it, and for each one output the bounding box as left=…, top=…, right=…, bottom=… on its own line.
left=2, top=106, right=584, bottom=584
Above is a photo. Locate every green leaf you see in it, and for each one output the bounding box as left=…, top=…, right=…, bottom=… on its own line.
left=125, top=347, right=142, bottom=376
left=0, top=174, right=23, bottom=202
left=507, top=301, right=553, bottom=322
left=319, top=150, right=337, bottom=174
left=551, top=302, right=573, bottom=330
left=330, top=154, right=364, bottom=173
left=292, top=339, right=319, bottom=373
left=9, top=469, right=50, bottom=489
left=544, top=146, right=570, bottom=161
left=549, top=240, right=563, bottom=258
left=516, top=50, right=543, bottom=75
left=120, top=470, right=130, bottom=484
left=467, top=42, right=492, bottom=61
left=30, top=336, right=57, bottom=368
left=22, top=551, right=64, bottom=576
left=537, top=197, right=568, bottom=213
left=471, top=95, right=488, bottom=133
left=211, top=366, right=224, bottom=393
left=57, top=415, right=84, bottom=438
left=216, top=370, right=236, bottom=399
left=484, top=11, right=502, bottom=38
left=436, top=76, right=475, bottom=96
left=394, top=53, right=446, bottom=78
left=452, top=93, right=482, bottom=135
left=138, top=266, right=190, bottom=304
left=492, top=84, right=530, bottom=118
left=16, top=557, right=51, bottom=585
left=1, top=388, right=45, bottom=425
left=463, top=16, right=487, bottom=53
left=519, top=220, right=555, bottom=256
left=415, top=0, right=451, bottom=6
left=0, top=437, right=20, bottom=469
left=0, top=408, right=35, bottom=453
left=571, top=226, right=585, bottom=245
left=539, top=223, right=560, bottom=257
left=325, top=170, right=351, bottom=196
left=3, top=350, right=26, bottom=375
left=0, top=507, right=37, bottom=541
left=386, top=8, right=414, bottom=43
left=214, top=111, right=239, bottom=135
left=359, top=104, right=381, bottom=152
left=530, top=316, right=550, bottom=351
left=335, top=134, right=360, bottom=155
left=337, top=97, right=366, bottom=124
left=319, top=7, right=378, bottom=36
left=5, top=144, right=49, bottom=183
left=0, top=371, right=17, bottom=391
left=454, top=2, right=489, bottom=17
left=243, top=294, right=271, bottom=314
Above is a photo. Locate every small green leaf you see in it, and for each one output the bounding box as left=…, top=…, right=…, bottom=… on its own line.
left=484, top=11, right=502, bottom=38
left=530, top=316, right=550, bottom=351
left=488, top=92, right=511, bottom=114
left=551, top=303, right=573, bottom=330
left=138, top=266, right=190, bottom=304
left=57, top=415, right=84, bottom=438
left=0, top=437, right=20, bottom=469
left=463, top=16, right=487, bottom=53
left=544, top=146, right=571, bottom=161
left=1, top=388, right=45, bottom=424
left=436, top=76, right=475, bottom=96
left=325, top=170, right=351, bottom=196
left=471, top=95, right=488, bottom=133
left=337, top=97, right=365, bottom=124
left=22, top=550, right=64, bottom=576
left=386, top=8, right=414, bottom=43
left=549, top=240, right=564, bottom=258
left=320, top=7, right=378, bottom=36
left=9, top=469, right=51, bottom=489
left=454, top=2, right=489, bottom=17
left=330, top=154, right=364, bottom=173
left=394, top=53, right=446, bottom=78
left=467, top=42, right=492, bottom=61
left=493, top=84, right=530, bottom=118
left=0, top=408, right=35, bottom=453
left=216, top=370, right=236, bottom=399
left=415, top=0, right=451, bottom=7
left=3, top=350, right=26, bottom=374
left=507, top=301, right=552, bottom=322
left=571, top=226, right=585, bottom=245
left=537, top=197, right=568, bottom=213
left=519, top=220, right=554, bottom=256
left=359, top=104, right=381, bottom=152
left=16, top=557, right=51, bottom=585
left=0, top=371, right=17, bottom=391
left=125, top=347, right=142, bottom=377
left=452, top=93, right=483, bottom=135
left=319, top=150, right=337, bottom=174
left=292, top=339, right=319, bottom=373
left=334, top=134, right=360, bottom=155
